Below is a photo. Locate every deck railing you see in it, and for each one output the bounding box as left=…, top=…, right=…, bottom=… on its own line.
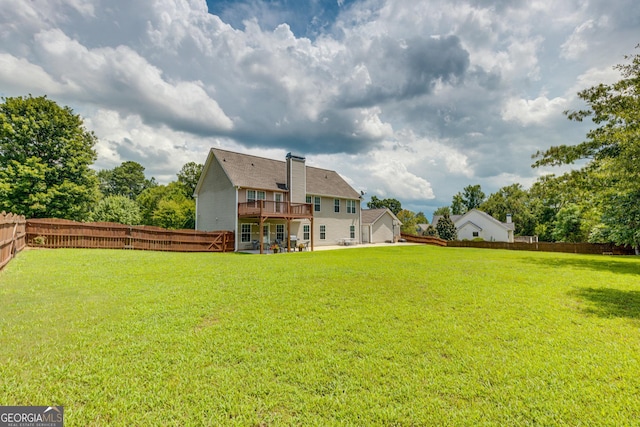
left=238, top=201, right=313, bottom=217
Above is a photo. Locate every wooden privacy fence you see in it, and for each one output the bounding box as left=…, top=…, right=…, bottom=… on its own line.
left=0, top=212, right=27, bottom=270
left=447, top=240, right=635, bottom=255
left=401, top=233, right=447, bottom=247
left=26, top=218, right=235, bottom=252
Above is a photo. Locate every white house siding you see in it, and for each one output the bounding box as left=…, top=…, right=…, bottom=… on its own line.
left=311, top=196, right=360, bottom=246
left=195, top=157, right=237, bottom=232
left=457, top=211, right=511, bottom=242
left=371, top=215, right=396, bottom=243
left=362, top=225, right=371, bottom=243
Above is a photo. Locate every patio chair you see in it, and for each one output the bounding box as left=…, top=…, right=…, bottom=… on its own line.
left=275, top=239, right=287, bottom=252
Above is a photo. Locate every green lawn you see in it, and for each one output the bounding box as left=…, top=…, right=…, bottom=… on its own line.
left=1, top=246, right=639, bottom=426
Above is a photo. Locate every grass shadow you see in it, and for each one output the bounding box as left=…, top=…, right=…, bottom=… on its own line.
left=522, top=256, right=640, bottom=276
left=571, top=287, right=640, bottom=319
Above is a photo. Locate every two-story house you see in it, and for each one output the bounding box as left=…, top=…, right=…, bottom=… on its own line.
left=194, top=148, right=362, bottom=253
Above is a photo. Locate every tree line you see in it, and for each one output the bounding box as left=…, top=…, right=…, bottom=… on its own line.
left=1, top=49, right=638, bottom=250
left=367, top=48, right=640, bottom=253
left=0, top=95, right=203, bottom=229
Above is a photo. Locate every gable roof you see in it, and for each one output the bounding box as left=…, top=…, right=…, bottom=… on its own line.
left=210, top=148, right=285, bottom=192
left=196, top=148, right=361, bottom=199
left=462, top=209, right=515, bottom=231
left=433, top=209, right=514, bottom=231
left=431, top=214, right=463, bottom=227
left=457, top=220, right=483, bottom=231
left=361, top=208, right=402, bottom=225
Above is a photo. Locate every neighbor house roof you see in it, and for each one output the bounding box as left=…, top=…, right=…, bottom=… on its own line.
left=361, top=208, right=402, bottom=225
left=202, top=148, right=361, bottom=199
left=432, top=209, right=514, bottom=231
left=431, top=214, right=463, bottom=227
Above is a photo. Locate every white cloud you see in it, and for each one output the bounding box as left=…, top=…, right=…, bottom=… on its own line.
left=571, top=65, right=621, bottom=93
left=502, top=95, right=568, bottom=126
left=85, top=109, right=214, bottom=181
left=32, top=28, right=234, bottom=132
left=0, top=54, right=65, bottom=94
left=560, top=17, right=609, bottom=60
left=0, top=0, right=634, bottom=216
left=370, top=160, right=436, bottom=200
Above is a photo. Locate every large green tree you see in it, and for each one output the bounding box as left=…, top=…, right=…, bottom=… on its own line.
left=462, top=184, right=485, bottom=212
left=91, top=195, right=142, bottom=225
left=396, top=209, right=418, bottom=235
left=481, top=183, right=537, bottom=236
left=533, top=49, right=640, bottom=252
left=551, top=203, right=588, bottom=243
left=367, top=196, right=402, bottom=215
left=0, top=95, right=99, bottom=219
left=433, top=206, right=451, bottom=217
left=137, top=182, right=195, bottom=229
left=415, top=211, right=428, bottom=224
left=451, top=184, right=486, bottom=215
left=98, top=161, right=154, bottom=199
left=451, top=193, right=465, bottom=215
left=177, top=161, right=203, bottom=198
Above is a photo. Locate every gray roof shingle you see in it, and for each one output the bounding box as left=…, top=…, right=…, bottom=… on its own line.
left=361, top=208, right=387, bottom=224
left=210, top=148, right=360, bottom=199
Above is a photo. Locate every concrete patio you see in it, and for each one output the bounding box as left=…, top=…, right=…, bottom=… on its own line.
left=238, top=241, right=418, bottom=254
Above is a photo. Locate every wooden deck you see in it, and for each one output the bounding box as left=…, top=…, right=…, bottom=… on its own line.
left=238, top=201, right=313, bottom=219
left=238, top=201, right=314, bottom=254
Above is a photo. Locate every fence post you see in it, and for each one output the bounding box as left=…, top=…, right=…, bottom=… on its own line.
left=126, top=226, right=132, bottom=249
left=10, top=221, right=18, bottom=256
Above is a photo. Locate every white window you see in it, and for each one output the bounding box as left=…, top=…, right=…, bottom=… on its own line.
left=472, top=231, right=479, bottom=237
left=334, top=199, right=340, bottom=213
left=248, top=190, right=266, bottom=201
left=320, top=225, right=326, bottom=240
left=303, top=224, right=310, bottom=240
left=350, top=225, right=355, bottom=239
left=314, top=196, right=321, bottom=212
left=347, top=200, right=356, bottom=214
left=241, top=224, right=251, bottom=242
left=306, top=195, right=312, bottom=204
left=276, top=224, right=285, bottom=241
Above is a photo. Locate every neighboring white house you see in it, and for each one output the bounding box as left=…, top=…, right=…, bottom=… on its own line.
left=432, top=209, right=515, bottom=243
left=194, top=148, right=363, bottom=252
left=361, top=208, right=402, bottom=243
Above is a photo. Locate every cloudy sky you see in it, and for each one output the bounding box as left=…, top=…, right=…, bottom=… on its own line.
left=1, top=0, right=637, bottom=217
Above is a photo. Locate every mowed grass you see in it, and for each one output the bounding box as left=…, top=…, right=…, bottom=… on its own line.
left=1, top=246, right=640, bottom=426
